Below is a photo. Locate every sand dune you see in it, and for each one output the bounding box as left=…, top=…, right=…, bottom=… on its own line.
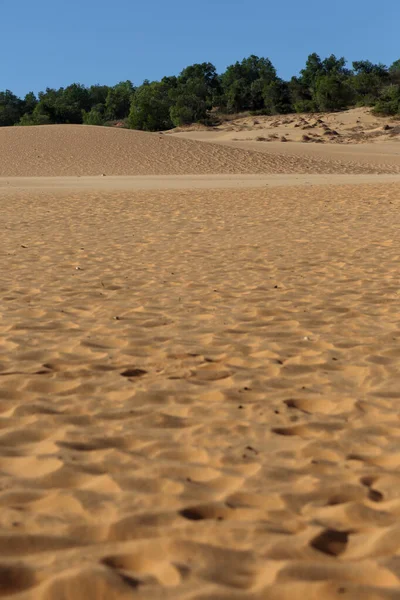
left=0, top=124, right=399, bottom=177
left=1, top=121, right=400, bottom=599
left=169, top=106, right=400, bottom=146
left=167, top=106, right=400, bottom=175
left=174, top=133, right=400, bottom=170
left=1, top=180, right=400, bottom=599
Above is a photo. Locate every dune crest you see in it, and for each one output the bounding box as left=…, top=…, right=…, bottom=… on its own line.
left=0, top=124, right=399, bottom=177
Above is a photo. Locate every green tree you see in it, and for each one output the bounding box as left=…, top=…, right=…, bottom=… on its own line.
left=57, top=84, right=90, bottom=123
left=178, top=62, right=220, bottom=99
left=82, top=104, right=105, bottom=125
left=169, top=93, right=207, bottom=126
left=315, top=74, right=354, bottom=111
left=373, top=84, right=400, bottom=115
left=105, top=80, right=134, bottom=121
left=22, top=92, right=38, bottom=116
left=17, top=111, right=52, bottom=126
left=35, top=88, right=59, bottom=122
left=223, top=78, right=250, bottom=113
left=0, top=90, right=24, bottom=126
left=297, top=54, right=350, bottom=111
left=353, top=60, right=387, bottom=76
left=289, top=77, right=316, bottom=112
left=3, top=51, right=400, bottom=129
left=168, top=63, right=219, bottom=125
left=88, top=84, right=110, bottom=106
left=300, top=53, right=324, bottom=91
left=264, top=79, right=293, bottom=114
left=389, top=59, right=400, bottom=84
left=352, top=61, right=388, bottom=105
left=322, top=55, right=349, bottom=76
left=129, top=79, right=175, bottom=130
left=221, top=55, right=278, bottom=112
left=35, top=84, right=90, bottom=124
left=249, top=79, right=266, bottom=111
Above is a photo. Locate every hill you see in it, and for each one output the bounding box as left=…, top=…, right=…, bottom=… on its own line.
left=0, top=124, right=399, bottom=177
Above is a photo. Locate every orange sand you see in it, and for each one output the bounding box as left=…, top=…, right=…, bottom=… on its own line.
left=0, top=124, right=400, bottom=599
left=0, top=124, right=399, bottom=176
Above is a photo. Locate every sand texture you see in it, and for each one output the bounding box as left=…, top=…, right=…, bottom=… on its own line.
left=1, top=175, right=400, bottom=599
left=0, top=124, right=399, bottom=177
left=169, top=107, right=400, bottom=146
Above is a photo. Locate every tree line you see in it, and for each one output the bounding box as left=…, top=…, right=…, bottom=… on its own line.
left=1, top=53, right=400, bottom=130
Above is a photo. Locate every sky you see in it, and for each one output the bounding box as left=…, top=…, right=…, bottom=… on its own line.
left=3, top=0, right=399, bottom=97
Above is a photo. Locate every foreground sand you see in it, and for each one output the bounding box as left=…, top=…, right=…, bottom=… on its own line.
left=1, top=182, right=400, bottom=599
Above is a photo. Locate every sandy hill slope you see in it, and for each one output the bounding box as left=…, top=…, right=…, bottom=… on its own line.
left=0, top=124, right=399, bottom=176
left=169, top=107, right=400, bottom=145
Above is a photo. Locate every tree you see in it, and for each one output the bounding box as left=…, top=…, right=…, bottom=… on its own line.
left=22, top=92, right=38, bottom=116
left=374, top=84, right=400, bottom=115
left=389, top=59, right=400, bottom=84
left=167, top=63, right=219, bottom=125
left=289, top=76, right=315, bottom=112
left=34, top=84, right=90, bottom=124
left=250, top=79, right=266, bottom=111
left=351, top=61, right=389, bottom=105
left=315, top=74, right=354, bottom=111
left=297, top=54, right=351, bottom=111
left=82, top=104, right=105, bottom=125
left=223, top=77, right=250, bottom=113
left=264, top=79, right=293, bottom=114
left=2, top=51, right=400, bottom=129
left=105, top=81, right=134, bottom=121
left=300, top=53, right=324, bottom=91
left=353, top=60, right=387, bottom=77
left=322, top=55, right=349, bottom=77
left=17, top=111, right=51, bottom=126
left=129, top=80, right=175, bottom=130
left=169, top=93, right=207, bottom=126
left=57, top=83, right=91, bottom=123
left=88, top=84, right=110, bottom=106
left=35, top=88, right=59, bottom=122
left=221, top=55, right=278, bottom=112
left=178, top=62, right=220, bottom=99
left=0, top=90, right=24, bottom=126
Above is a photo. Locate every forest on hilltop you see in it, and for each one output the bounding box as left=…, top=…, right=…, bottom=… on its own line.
left=1, top=53, right=400, bottom=130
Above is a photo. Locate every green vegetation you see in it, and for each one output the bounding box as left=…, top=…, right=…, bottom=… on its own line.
left=2, top=54, right=400, bottom=130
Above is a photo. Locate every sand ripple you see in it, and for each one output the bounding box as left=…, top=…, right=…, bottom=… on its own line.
left=0, top=184, right=400, bottom=598
left=0, top=125, right=399, bottom=177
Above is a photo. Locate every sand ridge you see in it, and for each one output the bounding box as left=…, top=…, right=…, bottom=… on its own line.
left=1, top=182, right=400, bottom=599
left=168, top=107, right=400, bottom=146
left=0, top=124, right=399, bottom=177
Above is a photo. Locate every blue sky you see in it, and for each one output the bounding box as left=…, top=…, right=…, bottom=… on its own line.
left=4, top=0, right=399, bottom=97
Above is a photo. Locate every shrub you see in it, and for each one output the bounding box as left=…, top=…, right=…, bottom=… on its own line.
left=17, top=112, right=51, bottom=126
left=315, top=75, right=354, bottom=111
left=82, top=106, right=105, bottom=126
left=373, top=85, right=400, bottom=115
